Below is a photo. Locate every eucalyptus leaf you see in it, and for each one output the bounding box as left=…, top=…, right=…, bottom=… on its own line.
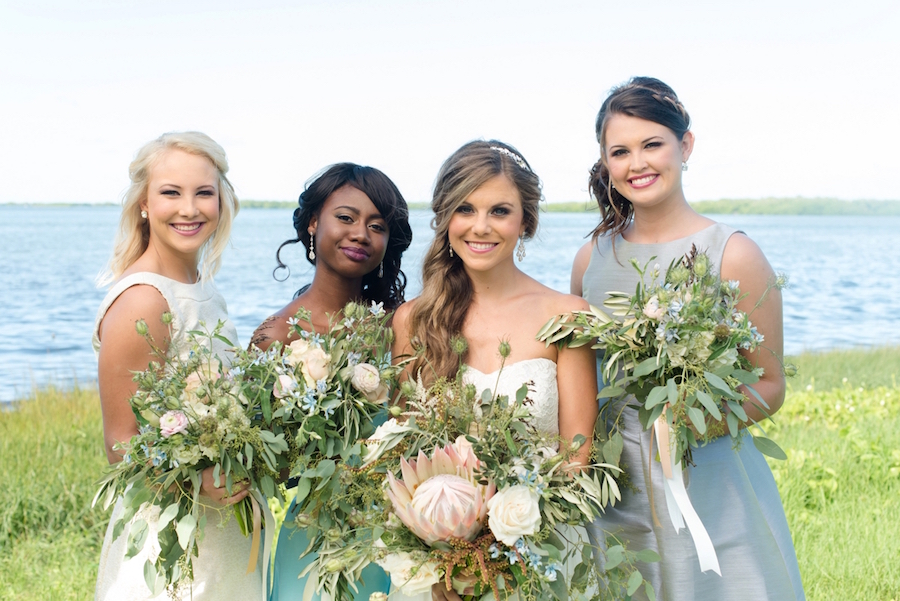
left=752, top=436, right=787, bottom=460
left=687, top=407, right=707, bottom=435
left=666, top=378, right=678, bottom=405
left=634, top=356, right=661, bottom=377
left=605, top=545, right=624, bottom=570
left=143, top=560, right=165, bottom=597
left=125, top=518, right=149, bottom=559
left=726, top=411, right=739, bottom=438
left=726, top=400, right=748, bottom=422
left=598, top=385, right=625, bottom=399
left=157, top=503, right=180, bottom=530
left=175, top=513, right=197, bottom=550
left=636, top=549, right=661, bottom=563
left=645, top=386, right=668, bottom=409
left=627, top=570, right=643, bottom=595
left=695, top=390, right=722, bottom=420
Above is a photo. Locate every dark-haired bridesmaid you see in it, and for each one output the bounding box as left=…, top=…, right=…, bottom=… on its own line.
left=573, top=77, right=804, bottom=601
left=250, top=163, right=412, bottom=601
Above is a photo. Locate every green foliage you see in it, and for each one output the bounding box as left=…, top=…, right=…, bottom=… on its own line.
left=690, top=197, right=900, bottom=215
left=0, top=386, right=109, bottom=600
left=3, top=345, right=900, bottom=599
left=766, top=370, right=900, bottom=599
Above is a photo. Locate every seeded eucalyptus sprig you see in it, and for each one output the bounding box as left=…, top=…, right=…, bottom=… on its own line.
left=539, top=246, right=790, bottom=466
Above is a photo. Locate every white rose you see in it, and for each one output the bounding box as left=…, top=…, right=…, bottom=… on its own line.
left=301, top=347, right=331, bottom=386
left=351, top=363, right=381, bottom=394
left=376, top=551, right=442, bottom=596
left=486, top=485, right=542, bottom=546
left=284, top=339, right=310, bottom=368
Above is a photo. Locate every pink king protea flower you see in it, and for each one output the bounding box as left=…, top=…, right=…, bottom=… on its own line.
left=386, top=438, right=496, bottom=546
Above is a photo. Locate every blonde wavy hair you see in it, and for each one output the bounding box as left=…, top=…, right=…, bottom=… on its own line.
left=408, top=140, right=541, bottom=380
left=98, top=131, right=239, bottom=286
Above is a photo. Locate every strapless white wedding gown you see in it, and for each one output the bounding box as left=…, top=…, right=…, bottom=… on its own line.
left=391, top=358, right=589, bottom=601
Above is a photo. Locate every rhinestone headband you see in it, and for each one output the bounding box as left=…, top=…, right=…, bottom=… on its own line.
left=490, top=146, right=531, bottom=173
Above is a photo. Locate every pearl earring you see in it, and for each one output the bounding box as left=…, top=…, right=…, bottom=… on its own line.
left=140, top=209, right=148, bottom=219
left=378, top=262, right=384, bottom=278
left=449, top=245, right=454, bottom=258
left=517, top=237, right=526, bottom=262
left=308, top=233, right=316, bottom=261
left=682, top=162, right=688, bottom=172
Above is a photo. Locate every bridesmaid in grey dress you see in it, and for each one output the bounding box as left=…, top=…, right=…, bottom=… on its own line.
left=571, top=78, right=805, bottom=601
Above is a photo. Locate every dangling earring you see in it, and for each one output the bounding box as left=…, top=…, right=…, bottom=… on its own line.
left=308, top=232, right=316, bottom=261
left=378, top=262, right=384, bottom=278
left=682, top=162, right=688, bottom=172
left=449, top=245, right=454, bottom=258
left=516, top=237, right=526, bottom=262
left=140, top=209, right=148, bottom=219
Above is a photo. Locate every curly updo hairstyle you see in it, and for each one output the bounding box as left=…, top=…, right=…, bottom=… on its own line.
left=589, top=76, right=692, bottom=240
left=274, top=163, right=413, bottom=310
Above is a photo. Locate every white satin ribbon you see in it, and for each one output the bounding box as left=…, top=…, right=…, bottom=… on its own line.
left=653, top=417, right=721, bottom=575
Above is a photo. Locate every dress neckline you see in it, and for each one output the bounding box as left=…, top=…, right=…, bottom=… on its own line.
left=464, top=357, right=557, bottom=378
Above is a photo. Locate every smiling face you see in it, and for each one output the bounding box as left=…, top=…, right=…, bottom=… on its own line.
left=603, top=113, right=694, bottom=211
left=309, top=184, right=388, bottom=279
left=141, top=149, right=220, bottom=265
left=447, top=174, right=525, bottom=273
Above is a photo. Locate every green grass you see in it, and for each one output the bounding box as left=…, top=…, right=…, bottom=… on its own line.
left=0, top=386, right=109, bottom=600
left=2, top=348, right=899, bottom=599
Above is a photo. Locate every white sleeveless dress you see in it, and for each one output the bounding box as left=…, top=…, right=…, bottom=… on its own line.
left=391, top=358, right=587, bottom=600
left=92, top=272, right=264, bottom=601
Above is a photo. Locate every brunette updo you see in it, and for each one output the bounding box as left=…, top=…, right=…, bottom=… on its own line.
left=589, top=77, right=691, bottom=240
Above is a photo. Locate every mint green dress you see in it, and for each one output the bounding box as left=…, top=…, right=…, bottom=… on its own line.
left=582, top=224, right=805, bottom=601
left=269, top=502, right=390, bottom=600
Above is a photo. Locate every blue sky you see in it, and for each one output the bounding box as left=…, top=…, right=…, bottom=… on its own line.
left=1, top=0, right=897, bottom=204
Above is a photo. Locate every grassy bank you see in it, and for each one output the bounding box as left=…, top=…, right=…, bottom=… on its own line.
left=2, top=347, right=899, bottom=599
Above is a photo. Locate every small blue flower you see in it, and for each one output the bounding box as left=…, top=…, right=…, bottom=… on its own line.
left=347, top=352, right=362, bottom=367
left=286, top=316, right=300, bottom=327
left=489, top=544, right=501, bottom=559
left=505, top=550, right=519, bottom=565
left=316, top=379, right=328, bottom=394
left=301, top=391, right=317, bottom=414
left=544, top=562, right=562, bottom=582
left=369, top=301, right=384, bottom=315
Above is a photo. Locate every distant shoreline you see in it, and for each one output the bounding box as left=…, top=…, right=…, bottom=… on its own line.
left=3, top=197, right=899, bottom=215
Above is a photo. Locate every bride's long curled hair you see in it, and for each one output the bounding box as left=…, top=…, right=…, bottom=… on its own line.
left=408, top=140, right=541, bottom=380
left=589, top=76, right=692, bottom=242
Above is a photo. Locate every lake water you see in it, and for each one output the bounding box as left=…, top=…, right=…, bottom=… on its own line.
left=1, top=205, right=898, bottom=403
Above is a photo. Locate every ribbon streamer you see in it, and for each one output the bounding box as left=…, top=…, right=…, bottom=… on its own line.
left=653, top=415, right=721, bottom=575
left=245, top=491, right=275, bottom=598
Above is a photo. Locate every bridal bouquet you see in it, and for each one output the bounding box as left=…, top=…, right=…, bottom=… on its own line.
left=309, top=341, right=637, bottom=601
left=538, top=246, right=789, bottom=575
left=93, top=319, right=291, bottom=596
left=263, top=301, right=401, bottom=600
left=538, top=246, right=787, bottom=466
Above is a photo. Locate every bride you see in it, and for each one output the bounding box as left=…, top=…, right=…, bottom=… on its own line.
left=391, top=140, right=598, bottom=600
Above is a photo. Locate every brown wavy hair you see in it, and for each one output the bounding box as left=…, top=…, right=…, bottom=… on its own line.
left=408, top=140, right=541, bottom=380
left=589, top=77, right=692, bottom=241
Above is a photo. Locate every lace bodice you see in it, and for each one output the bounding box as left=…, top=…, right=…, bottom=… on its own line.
left=463, top=358, right=559, bottom=437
